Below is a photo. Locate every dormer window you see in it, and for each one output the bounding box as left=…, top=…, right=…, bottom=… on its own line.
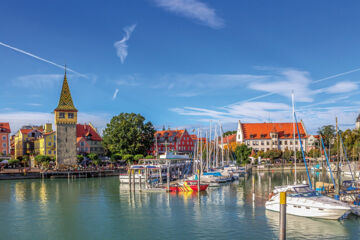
left=261, top=134, right=266, bottom=138
left=250, top=134, right=255, bottom=138
left=59, top=112, right=65, bottom=119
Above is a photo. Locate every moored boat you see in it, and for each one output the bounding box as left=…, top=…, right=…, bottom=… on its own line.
left=168, top=180, right=208, bottom=192
left=265, top=185, right=351, bottom=220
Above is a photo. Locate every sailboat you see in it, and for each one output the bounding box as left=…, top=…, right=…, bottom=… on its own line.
left=265, top=93, right=351, bottom=220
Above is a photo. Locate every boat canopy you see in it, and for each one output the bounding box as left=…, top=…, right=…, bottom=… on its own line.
left=203, top=172, right=222, bottom=177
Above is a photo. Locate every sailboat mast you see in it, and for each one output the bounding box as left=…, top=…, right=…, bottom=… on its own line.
left=292, top=91, right=297, bottom=184
left=220, top=121, right=224, bottom=167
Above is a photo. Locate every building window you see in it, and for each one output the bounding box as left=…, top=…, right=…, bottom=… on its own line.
left=48, top=150, right=51, bottom=154
left=2, top=143, right=5, bottom=147
left=68, top=113, right=74, bottom=119
left=267, top=141, right=270, bottom=145
left=48, top=142, right=51, bottom=146
left=2, top=136, right=5, bottom=140
left=284, top=141, right=287, bottom=145
left=59, top=112, right=65, bottom=118
left=80, top=142, right=84, bottom=146
left=261, top=141, right=264, bottom=145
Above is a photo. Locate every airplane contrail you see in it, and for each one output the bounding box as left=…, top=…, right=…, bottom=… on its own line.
left=0, top=41, right=87, bottom=78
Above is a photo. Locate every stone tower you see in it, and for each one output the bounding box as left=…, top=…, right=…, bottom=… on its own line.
left=54, top=70, right=78, bottom=167
left=356, top=114, right=360, bottom=130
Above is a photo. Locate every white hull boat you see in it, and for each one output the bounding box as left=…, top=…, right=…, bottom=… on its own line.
left=265, top=185, right=351, bottom=220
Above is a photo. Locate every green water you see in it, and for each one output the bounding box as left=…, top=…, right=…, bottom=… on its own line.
left=0, top=171, right=359, bottom=240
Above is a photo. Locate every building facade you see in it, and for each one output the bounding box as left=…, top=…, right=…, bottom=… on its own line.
left=54, top=71, right=78, bottom=166
left=34, top=124, right=56, bottom=158
left=150, top=129, right=194, bottom=155
left=236, top=120, right=308, bottom=152
left=0, top=122, right=11, bottom=156
left=76, top=123, right=104, bottom=155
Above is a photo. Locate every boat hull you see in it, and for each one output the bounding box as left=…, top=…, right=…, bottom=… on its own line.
left=265, top=201, right=350, bottom=220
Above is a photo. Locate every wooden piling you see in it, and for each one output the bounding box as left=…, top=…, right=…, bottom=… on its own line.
left=279, top=192, right=286, bottom=240
left=145, top=168, right=148, bottom=189
left=197, top=169, right=200, bottom=192
left=132, top=170, right=136, bottom=191
left=129, top=169, right=132, bottom=191
left=159, top=168, right=163, bottom=185
left=167, top=165, right=170, bottom=191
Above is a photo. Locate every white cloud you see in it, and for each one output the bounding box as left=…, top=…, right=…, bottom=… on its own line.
left=13, top=74, right=63, bottom=88
left=115, top=74, right=140, bottom=86
left=112, top=89, right=119, bottom=100
left=171, top=102, right=360, bottom=134
left=26, top=103, right=42, bottom=107
left=249, top=69, right=314, bottom=102
left=153, top=0, right=224, bottom=29
left=114, top=24, right=136, bottom=63
left=0, top=111, right=109, bottom=135
left=323, top=81, right=358, bottom=94
left=152, top=73, right=267, bottom=96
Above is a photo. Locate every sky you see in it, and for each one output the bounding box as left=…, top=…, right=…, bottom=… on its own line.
left=1, top=0, right=360, bottom=135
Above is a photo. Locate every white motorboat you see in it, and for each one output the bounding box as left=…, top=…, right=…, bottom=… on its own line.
left=265, top=185, right=351, bottom=220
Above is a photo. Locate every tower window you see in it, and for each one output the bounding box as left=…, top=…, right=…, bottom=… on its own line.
left=59, top=112, right=65, bottom=118
left=68, top=113, right=74, bottom=119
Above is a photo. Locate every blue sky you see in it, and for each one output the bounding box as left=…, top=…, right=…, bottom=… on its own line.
left=1, top=0, right=360, bottom=134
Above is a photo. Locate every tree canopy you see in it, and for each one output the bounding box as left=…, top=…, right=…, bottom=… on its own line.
left=223, top=130, right=236, bottom=137
left=318, top=125, right=335, bottom=147
left=234, top=144, right=252, bottom=165
left=102, top=113, right=155, bottom=156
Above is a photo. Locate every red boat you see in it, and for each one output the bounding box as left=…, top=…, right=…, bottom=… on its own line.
left=168, top=180, right=209, bottom=192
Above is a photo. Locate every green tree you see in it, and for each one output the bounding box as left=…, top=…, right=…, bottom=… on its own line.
left=102, top=113, right=155, bottom=156
left=282, top=149, right=293, bottom=162
left=234, top=144, right=252, bottom=165
left=145, top=155, right=154, bottom=159
left=88, top=153, right=99, bottom=164
left=318, top=125, right=335, bottom=148
left=35, top=155, right=51, bottom=168
left=296, top=150, right=306, bottom=160
left=77, top=155, right=84, bottom=164
left=308, top=148, right=321, bottom=158
left=8, top=159, right=20, bottom=166
left=223, top=130, right=236, bottom=137
left=122, top=154, right=134, bottom=165
left=134, top=154, right=144, bottom=162
left=264, top=149, right=282, bottom=162
left=110, top=153, right=122, bottom=162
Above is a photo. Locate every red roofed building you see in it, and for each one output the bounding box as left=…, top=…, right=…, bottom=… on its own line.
left=76, top=123, right=104, bottom=155
left=150, top=129, right=194, bottom=155
left=236, top=120, right=309, bottom=152
left=0, top=122, right=11, bottom=156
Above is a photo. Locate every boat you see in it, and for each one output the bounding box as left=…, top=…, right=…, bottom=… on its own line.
left=168, top=180, right=209, bottom=192
left=265, top=184, right=351, bottom=220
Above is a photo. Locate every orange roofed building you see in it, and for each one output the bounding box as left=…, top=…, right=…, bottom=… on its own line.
left=236, top=120, right=309, bottom=152
left=76, top=123, right=104, bottom=155
left=150, top=129, right=194, bottom=155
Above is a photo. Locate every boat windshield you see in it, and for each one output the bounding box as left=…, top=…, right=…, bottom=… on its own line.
left=289, top=187, right=321, bottom=197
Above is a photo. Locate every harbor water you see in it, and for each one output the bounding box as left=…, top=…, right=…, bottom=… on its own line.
left=1, top=171, right=360, bottom=239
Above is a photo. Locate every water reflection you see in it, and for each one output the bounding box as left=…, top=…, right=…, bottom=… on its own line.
left=0, top=172, right=359, bottom=240
left=265, top=210, right=348, bottom=238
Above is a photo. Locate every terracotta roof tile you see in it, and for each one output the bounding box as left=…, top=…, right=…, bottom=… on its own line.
left=0, top=122, right=11, bottom=133
left=242, top=123, right=307, bottom=140
left=76, top=124, right=102, bottom=141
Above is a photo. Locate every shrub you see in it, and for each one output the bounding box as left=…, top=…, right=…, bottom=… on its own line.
left=145, top=155, right=154, bottom=159
left=122, top=154, right=134, bottom=164
left=134, top=154, right=144, bottom=162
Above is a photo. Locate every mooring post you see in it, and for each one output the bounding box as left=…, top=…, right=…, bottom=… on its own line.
left=279, top=192, right=287, bottom=240
left=159, top=168, right=163, bottom=185
left=129, top=169, right=132, bottom=191
left=167, top=165, right=170, bottom=191
left=132, top=170, right=136, bottom=191
left=139, top=175, right=142, bottom=190
left=197, top=169, right=201, bottom=192
left=252, top=174, right=255, bottom=201
left=145, top=168, right=148, bottom=189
